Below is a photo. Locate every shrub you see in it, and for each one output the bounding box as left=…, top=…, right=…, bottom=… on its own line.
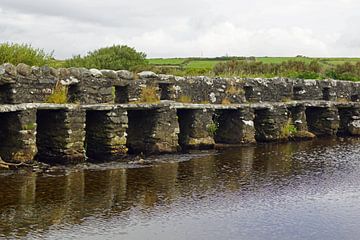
left=65, top=45, right=148, bottom=70
left=138, top=86, right=159, bottom=103
left=46, top=81, right=68, bottom=104
left=0, top=42, right=54, bottom=66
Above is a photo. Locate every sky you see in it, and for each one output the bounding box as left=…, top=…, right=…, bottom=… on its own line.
left=0, top=0, right=359, bottom=59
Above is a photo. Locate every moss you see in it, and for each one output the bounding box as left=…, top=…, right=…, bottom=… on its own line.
left=206, top=122, right=218, bottom=136
left=178, top=95, right=192, bottom=103
left=46, top=81, right=68, bottom=104
left=337, top=97, right=349, bottom=103
left=111, top=86, right=116, bottom=100
left=281, top=97, right=292, bottom=102
left=22, top=123, right=36, bottom=130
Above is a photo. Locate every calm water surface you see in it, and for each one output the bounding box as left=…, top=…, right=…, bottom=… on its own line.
left=1, top=138, right=360, bottom=239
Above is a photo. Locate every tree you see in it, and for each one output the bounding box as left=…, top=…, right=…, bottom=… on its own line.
left=65, top=45, right=148, bottom=70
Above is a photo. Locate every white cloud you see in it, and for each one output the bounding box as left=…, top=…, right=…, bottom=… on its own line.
left=0, top=0, right=359, bottom=58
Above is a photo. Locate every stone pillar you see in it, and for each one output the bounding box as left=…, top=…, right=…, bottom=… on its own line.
left=288, top=105, right=308, bottom=131
left=177, top=109, right=215, bottom=149
left=214, top=107, right=256, bottom=144
left=0, top=110, right=37, bottom=162
left=85, top=109, right=128, bottom=161
left=36, top=108, right=86, bottom=163
left=254, top=105, right=291, bottom=142
left=338, top=106, right=360, bottom=136
left=305, top=106, right=339, bottom=136
left=127, top=106, right=180, bottom=154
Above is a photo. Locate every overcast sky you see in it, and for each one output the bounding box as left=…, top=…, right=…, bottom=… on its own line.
left=0, top=0, right=359, bottom=59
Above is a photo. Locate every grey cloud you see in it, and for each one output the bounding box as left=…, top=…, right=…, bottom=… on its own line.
left=0, top=0, right=359, bottom=58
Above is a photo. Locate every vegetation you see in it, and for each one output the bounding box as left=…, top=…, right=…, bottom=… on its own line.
left=1, top=42, right=360, bottom=81
left=0, top=43, right=54, bottom=66
left=280, top=121, right=298, bottom=139
left=221, top=98, right=231, bottom=105
left=138, top=86, right=160, bottom=103
left=148, top=56, right=360, bottom=81
left=178, top=95, right=192, bottom=103
left=206, top=122, right=219, bottom=136
left=46, top=81, right=68, bottom=104
left=64, top=45, right=148, bottom=71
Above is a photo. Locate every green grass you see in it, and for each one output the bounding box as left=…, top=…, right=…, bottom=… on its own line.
left=148, top=58, right=188, bottom=65
left=148, top=57, right=360, bottom=68
left=185, top=60, right=226, bottom=69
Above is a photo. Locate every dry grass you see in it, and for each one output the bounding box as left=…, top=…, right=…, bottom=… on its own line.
left=138, top=86, right=160, bottom=103
left=221, top=98, right=231, bottom=105
left=46, top=81, right=68, bottom=104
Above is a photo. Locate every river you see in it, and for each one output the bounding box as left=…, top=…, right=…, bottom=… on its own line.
left=1, top=138, right=360, bottom=239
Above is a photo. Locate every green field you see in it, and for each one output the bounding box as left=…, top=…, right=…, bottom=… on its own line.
left=148, top=57, right=360, bottom=69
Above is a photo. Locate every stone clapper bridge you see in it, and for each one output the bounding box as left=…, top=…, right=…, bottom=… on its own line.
left=1, top=63, right=360, bottom=164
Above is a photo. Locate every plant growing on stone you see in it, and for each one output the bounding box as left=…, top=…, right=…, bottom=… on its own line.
left=138, top=86, right=160, bottom=103
left=46, top=81, right=68, bottom=104
left=221, top=98, right=231, bottom=105
left=207, top=122, right=219, bottom=137
left=178, top=95, right=192, bottom=103
left=280, top=121, right=297, bottom=139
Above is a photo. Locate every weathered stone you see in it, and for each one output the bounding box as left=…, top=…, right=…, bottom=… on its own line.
left=254, top=106, right=290, bottom=142
left=49, top=67, right=59, bottom=77
left=0, top=65, right=5, bottom=75
left=36, top=108, right=86, bottom=164
left=127, top=107, right=179, bottom=154
left=59, top=68, right=70, bottom=78
left=69, top=67, right=81, bottom=78
left=178, top=109, right=215, bottom=149
left=90, top=68, right=102, bottom=78
left=85, top=109, right=128, bottom=160
left=292, top=130, right=316, bottom=140
left=138, top=71, right=158, bottom=79
left=215, top=107, right=256, bottom=144
left=117, top=70, right=133, bottom=80
left=31, top=66, right=41, bottom=76
left=0, top=110, right=37, bottom=162
left=100, top=70, right=118, bottom=79
left=3, top=63, right=16, bottom=76
left=40, top=66, right=51, bottom=76
left=16, top=63, right=31, bottom=76
left=306, top=106, right=339, bottom=136
left=348, top=120, right=360, bottom=135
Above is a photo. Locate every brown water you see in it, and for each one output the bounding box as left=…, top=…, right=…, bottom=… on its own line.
left=1, top=138, right=360, bottom=240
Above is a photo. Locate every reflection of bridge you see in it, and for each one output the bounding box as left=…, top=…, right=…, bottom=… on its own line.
left=0, top=100, right=359, bottom=163
left=0, top=139, right=346, bottom=238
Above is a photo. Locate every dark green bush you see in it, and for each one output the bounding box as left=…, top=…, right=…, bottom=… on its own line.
left=65, top=45, right=148, bottom=70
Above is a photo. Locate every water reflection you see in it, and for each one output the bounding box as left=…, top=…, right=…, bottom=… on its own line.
left=0, top=138, right=360, bottom=239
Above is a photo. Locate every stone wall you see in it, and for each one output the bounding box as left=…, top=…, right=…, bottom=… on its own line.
left=2, top=63, right=360, bottom=105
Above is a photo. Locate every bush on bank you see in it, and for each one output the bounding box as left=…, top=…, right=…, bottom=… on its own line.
left=64, top=45, right=148, bottom=71
left=0, top=42, right=54, bottom=66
